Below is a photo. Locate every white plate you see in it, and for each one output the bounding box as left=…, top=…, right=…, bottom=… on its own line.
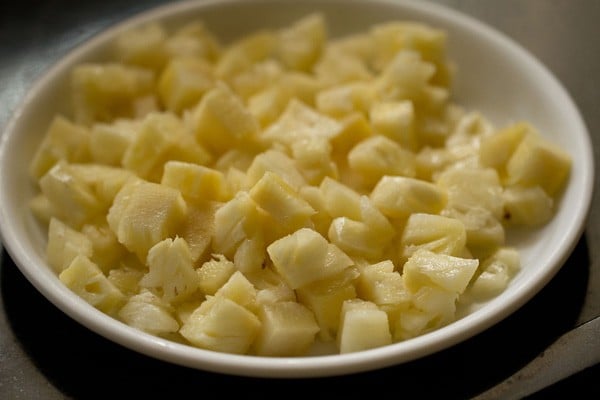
left=0, top=0, right=594, bottom=378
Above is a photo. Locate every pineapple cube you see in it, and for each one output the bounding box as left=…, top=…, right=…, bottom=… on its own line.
left=505, top=135, right=572, bottom=195
left=81, top=223, right=127, bottom=274
left=261, top=99, right=342, bottom=150
left=161, top=161, right=229, bottom=203
left=442, top=207, right=505, bottom=258
left=107, top=180, right=187, bottom=260
left=298, top=185, right=333, bottom=237
left=179, top=296, right=261, bottom=354
left=502, top=185, right=554, bottom=226
left=445, top=111, right=494, bottom=148
left=140, top=237, right=199, bottom=303
left=89, top=119, right=137, bottom=166
left=403, top=249, right=478, bottom=294
left=369, top=100, right=416, bottom=151
left=267, top=228, right=354, bottom=289
left=252, top=301, right=320, bottom=356
left=190, top=82, right=260, bottom=155
left=39, top=162, right=105, bottom=228
left=319, top=176, right=362, bottom=220
left=291, top=137, right=338, bottom=185
left=276, top=12, right=326, bottom=72
left=176, top=202, right=218, bottom=266
left=348, top=135, right=417, bottom=188
left=436, top=166, right=504, bottom=220
left=370, top=175, right=447, bottom=219
left=411, top=285, right=458, bottom=328
left=392, top=307, right=433, bottom=341
left=46, top=218, right=93, bottom=273
left=211, top=191, right=262, bottom=257
left=29, top=194, right=55, bottom=224
left=245, top=149, right=306, bottom=191
left=214, top=270, right=258, bottom=313
left=249, top=267, right=296, bottom=305
left=122, top=112, right=212, bottom=182
left=165, top=20, right=222, bottom=62
left=66, top=163, right=136, bottom=207
left=479, top=121, right=532, bottom=176
left=315, top=82, right=377, bottom=119
left=197, top=254, right=236, bottom=296
left=59, top=255, right=126, bottom=315
left=118, top=289, right=179, bottom=336
left=296, top=267, right=359, bottom=341
left=107, top=262, right=146, bottom=297
left=71, top=63, right=155, bottom=125
left=158, top=57, right=215, bottom=114
left=29, top=115, right=91, bottom=180
left=356, top=260, right=410, bottom=306
left=337, top=299, right=392, bottom=353
left=249, top=171, right=316, bottom=234
left=468, top=247, right=520, bottom=300
left=314, top=48, right=372, bottom=87
left=216, top=30, right=277, bottom=79
left=375, top=50, right=435, bottom=104
left=400, top=213, right=467, bottom=260
left=234, top=234, right=266, bottom=275
left=114, top=22, right=168, bottom=71
left=229, top=59, right=283, bottom=100
left=330, top=112, right=374, bottom=162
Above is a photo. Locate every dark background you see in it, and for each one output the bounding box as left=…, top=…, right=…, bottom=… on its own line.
left=1, top=0, right=599, bottom=398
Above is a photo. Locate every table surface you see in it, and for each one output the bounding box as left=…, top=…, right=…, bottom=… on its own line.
left=1, top=0, right=598, bottom=398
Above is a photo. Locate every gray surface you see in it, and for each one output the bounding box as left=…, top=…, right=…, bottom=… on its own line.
left=1, top=0, right=598, bottom=398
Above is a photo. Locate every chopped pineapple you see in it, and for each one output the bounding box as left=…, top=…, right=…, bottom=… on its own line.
left=158, top=57, right=215, bottom=113
left=59, top=255, right=126, bottom=316
left=197, top=254, right=236, bottom=296
left=161, top=160, right=229, bottom=203
left=253, top=301, right=320, bottom=356
left=46, top=218, right=93, bottom=273
left=337, top=299, right=392, bottom=353
left=140, top=237, right=199, bottom=303
left=399, top=213, right=467, bottom=260
left=118, top=289, right=179, bottom=335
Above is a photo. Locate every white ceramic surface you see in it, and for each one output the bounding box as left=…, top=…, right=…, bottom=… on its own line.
left=0, top=0, right=594, bottom=378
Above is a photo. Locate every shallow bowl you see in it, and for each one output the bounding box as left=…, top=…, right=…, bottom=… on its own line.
left=0, top=0, right=594, bottom=378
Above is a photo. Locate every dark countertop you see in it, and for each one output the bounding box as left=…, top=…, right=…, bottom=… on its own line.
left=1, top=0, right=598, bottom=398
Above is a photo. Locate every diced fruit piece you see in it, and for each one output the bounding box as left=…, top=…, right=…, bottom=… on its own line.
left=114, top=22, right=168, bottom=71
left=245, top=149, right=306, bottom=190
left=276, top=12, right=326, bottom=71
left=253, top=301, right=320, bottom=356
left=118, top=289, right=179, bottom=335
left=249, top=171, right=316, bottom=234
left=197, top=254, right=236, bottom=296
left=296, top=267, right=359, bottom=341
left=505, top=135, right=572, bottom=195
left=107, top=262, right=146, bottom=296
left=165, top=20, right=222, bottom=62
left=314, top=47, right=372, bottom=86
left=356, top=260, right=409, bottom=306
left=267, top=227, right=354, bottom=289
left=337, top=299, right=392, bottom=353
left=190, top=82, right=260, bottom=155
left=410, top=285, right=457, bottom=328
left=234, top=234, right=267, bottom=275
left=122, top=112, right=212, bottom=182
left=212, top=191, right=262, bottom=257
left=467, top=247, right=520, bottom=300
left=315, top=82, right=376, bottom=118
left=71, top=63, right=155, bottom=125
left=250, top=267, right=296, bottom=305
left=176, top=202, right=218, bottom=265
left=479, top=121, right=532, bottom=176
left=319, top=176, right=362, bottom=220
left=436, top=166, right=504, bottom=220
left=399, top=213, right=467, bottom=260
left=59, top=255, right=126, bottom=315
left=261, top=99, right=342, bottom=150
left=107, top=180, right=187, bottom=260
left=502, top=185, right=554, bottom=226
left=291, top=137, right=338, bottom=185
left=81, top=223, right=127, bottom=273
left=39, top=162, right=105, bottom=228
left=179, top=296, right=261, bottom=354
left=161, top=161, right=229, bottom=203
left=375, top=50, right=435, bottom=104
left=392, top=307, right=433, bottom=341
left=140, top=237, right=199, bottom=303
left=46, top=218, right=93, bottom=273
left=89, top=119, right=137, bottom=166
left=348, top=135, right=416, bottom=188
left=369, top=100, right=416, bottom=150
left=445, top=111, right=494, bottom=148
left=298, top=185, right=333, bottom=237
left=214, top=271, right=257, bottom=313
left=66, top=163, right=136, bottom=207
left=158, top=57, right=215, bottom=114
left=403, top=249, right=478, bottom=294
left=29, top=194, right=55, bottom=224
left=29, top=115, right=91, bottom=180
left=442, top=207, right=505, bottom=258
left=370, top=175, right=447, bottom=219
